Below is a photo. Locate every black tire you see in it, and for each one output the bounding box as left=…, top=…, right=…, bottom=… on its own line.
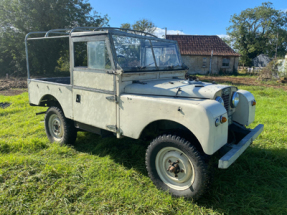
left=145, top=134, right=210, bottom=200
left=44, top=106, right=77, bottom=145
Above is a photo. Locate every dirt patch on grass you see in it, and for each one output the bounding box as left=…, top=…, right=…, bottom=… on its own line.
left=0, top=78, right=27, bottom=91
left=0, top=88, right=27, bottom=96
left=198, top=76, right=287, bottom=91
left=0, top=78, right=27, bottom=96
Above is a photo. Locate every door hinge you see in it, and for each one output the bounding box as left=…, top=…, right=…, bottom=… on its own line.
left=106, top=125, right=117, bottom=132
left=106, top=95, right=118, bottom=103
left=106, top=70, right=118, bottom=75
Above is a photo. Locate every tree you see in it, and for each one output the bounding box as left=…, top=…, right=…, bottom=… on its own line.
left=120, top=19, right=156, bottom=34
left=226, top=2, right=287, bottom=66
left=132, top=19, right=156, bottom=34
left=0, top=0, right=109, bottom=76
left=120, top=23, right=131, bottom=30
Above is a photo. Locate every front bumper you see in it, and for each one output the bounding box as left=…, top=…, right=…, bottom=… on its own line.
left=218, top=124, right=264, bottom=169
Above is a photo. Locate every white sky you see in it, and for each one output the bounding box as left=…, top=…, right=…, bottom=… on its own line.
left=153, top=28, right=185, bottom=38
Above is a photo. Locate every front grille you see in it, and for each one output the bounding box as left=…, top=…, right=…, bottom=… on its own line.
left=222, top=89, right=230, bottom=113
left=222, top=94, right=230, bottom=112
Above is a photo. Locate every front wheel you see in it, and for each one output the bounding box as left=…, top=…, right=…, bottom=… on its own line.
left=44, top=106, right=77, bottom=145
left=145, top=135, right=210, bottom=200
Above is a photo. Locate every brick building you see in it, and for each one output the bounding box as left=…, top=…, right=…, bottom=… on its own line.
left=166, top=35, right=240, bottom=74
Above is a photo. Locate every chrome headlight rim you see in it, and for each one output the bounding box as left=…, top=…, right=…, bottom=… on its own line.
left=231, top=92, right=240, bottom=108
left=215, top=96, right=224, bottom=107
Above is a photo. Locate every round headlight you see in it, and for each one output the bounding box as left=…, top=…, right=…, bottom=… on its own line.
left=231, top=92, right=240, bottom=107
left=215, top=96, right=224, bottom=107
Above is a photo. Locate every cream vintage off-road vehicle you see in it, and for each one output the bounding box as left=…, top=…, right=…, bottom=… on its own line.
left=25, top=27, right=263, bottom=199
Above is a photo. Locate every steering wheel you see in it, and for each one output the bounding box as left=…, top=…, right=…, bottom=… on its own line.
left=117, top=55, right=127, bottom=60
left=116, top=55, right=128, bottom=67
left=105, top=55, right=127, bottom=67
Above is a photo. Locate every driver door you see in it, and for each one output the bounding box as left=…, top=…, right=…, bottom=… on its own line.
left=71, top=35, right=117, bottom=131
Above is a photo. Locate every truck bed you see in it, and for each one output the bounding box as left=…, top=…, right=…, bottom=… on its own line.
left=34, top=77, right=70, bottom=85
left=28, top=77, right=73, bottom=118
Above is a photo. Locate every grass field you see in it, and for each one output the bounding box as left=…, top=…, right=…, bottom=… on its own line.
left=0, top=85, right=287, bottom=214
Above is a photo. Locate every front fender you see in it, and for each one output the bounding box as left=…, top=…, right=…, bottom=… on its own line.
left=119, top=94, right=228, bottom=155
left=232, top=90, right=255, bottom=126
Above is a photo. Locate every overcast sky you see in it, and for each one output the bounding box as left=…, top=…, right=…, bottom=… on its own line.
left=90, top=0, right=286, bottom=37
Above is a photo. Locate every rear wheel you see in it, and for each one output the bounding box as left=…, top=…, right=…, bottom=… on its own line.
left=44, top=106, right=77, bottom=145
left=145, top=135, right=210, bottom=200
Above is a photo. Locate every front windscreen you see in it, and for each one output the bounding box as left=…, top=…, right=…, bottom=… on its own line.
left=151, top=40, right=180, bottom=67
left=112, top=35, right=181, bottom=71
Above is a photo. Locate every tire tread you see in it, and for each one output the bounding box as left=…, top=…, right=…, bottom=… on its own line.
left=45, top=106, right=77, bottom=145
left=145, top=134, right=211, bottom=200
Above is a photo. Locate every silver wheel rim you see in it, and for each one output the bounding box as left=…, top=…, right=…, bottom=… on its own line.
left=48, top=114, right=64, bottom=141
left=155, top=147, right=195, bottom=190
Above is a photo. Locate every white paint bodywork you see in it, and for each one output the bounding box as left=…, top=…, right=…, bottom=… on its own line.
left=124, top=79, right=230, bottom=99
left=73, top=70, right=114, bottom=91
left=27, top=31, right=259, bottom=158
left=28, top=80, right=73, bottom=118
left=28, top=72, right=257, bottom=156
left=119, top=94, right=228, bottom=155
left=232, top=90, right=255, bottom=126
left=73, top=89, right=116, bottom=130
left=72, top=69, right=116, bottom=131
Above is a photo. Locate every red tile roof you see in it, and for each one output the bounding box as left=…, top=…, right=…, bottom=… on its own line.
left=166, top=35, right=240, bottom=57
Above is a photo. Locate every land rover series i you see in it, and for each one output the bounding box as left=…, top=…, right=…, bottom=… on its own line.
left=25, top=27, right=264, bottom=199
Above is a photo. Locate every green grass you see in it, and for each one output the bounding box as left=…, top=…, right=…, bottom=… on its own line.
left=1, top=86, right=287, bottom=214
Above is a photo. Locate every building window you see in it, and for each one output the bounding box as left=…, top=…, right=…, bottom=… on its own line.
left=202, top=57, right=207, bottom=67
left=222, top=58, right=230, bottom=67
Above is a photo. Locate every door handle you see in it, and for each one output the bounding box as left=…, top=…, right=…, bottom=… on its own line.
left=76, top=94, right=81, bottom=103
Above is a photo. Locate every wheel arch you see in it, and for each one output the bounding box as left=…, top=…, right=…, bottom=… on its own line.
left=39, top=94, right=62, bottom=108
left=38, top=94, right=69, bottom=117
left=139, top=119, right=204, bottom=153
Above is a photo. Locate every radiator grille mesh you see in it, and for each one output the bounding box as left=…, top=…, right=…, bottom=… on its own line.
left=222, top=89, right=230, bottom=113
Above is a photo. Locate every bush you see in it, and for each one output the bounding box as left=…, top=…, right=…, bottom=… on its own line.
left=258, top=60, right=278, bottom=80
left=258, top=59, right=287, bottom=80
left=218, top=68, right=238, bottom=76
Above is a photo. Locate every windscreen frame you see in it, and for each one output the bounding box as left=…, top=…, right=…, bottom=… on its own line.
left=109, top=31, right=183, bottom=72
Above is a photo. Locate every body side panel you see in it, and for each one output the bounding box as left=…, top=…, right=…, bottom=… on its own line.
left=72, top=89, right=116, bottom=130
left=119, top=94, right=228, bottom=155
left=73, top=70, right=114, bottom=92
left=28, top=80, right=73, bottom=118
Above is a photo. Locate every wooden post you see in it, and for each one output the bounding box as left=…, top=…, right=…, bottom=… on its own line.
left=165, top=28, right=167, bottom=39
left=275, top=32, right=278, bottom=59
left=209, top=50, right=213, bottom=75
left=233, top=57, right=236, bottom=73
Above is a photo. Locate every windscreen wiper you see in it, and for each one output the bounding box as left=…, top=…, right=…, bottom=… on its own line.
left=165, top=64, right=181, bottom=70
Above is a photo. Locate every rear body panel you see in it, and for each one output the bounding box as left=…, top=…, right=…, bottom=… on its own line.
left=28, top=79, right=73, bottom=118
